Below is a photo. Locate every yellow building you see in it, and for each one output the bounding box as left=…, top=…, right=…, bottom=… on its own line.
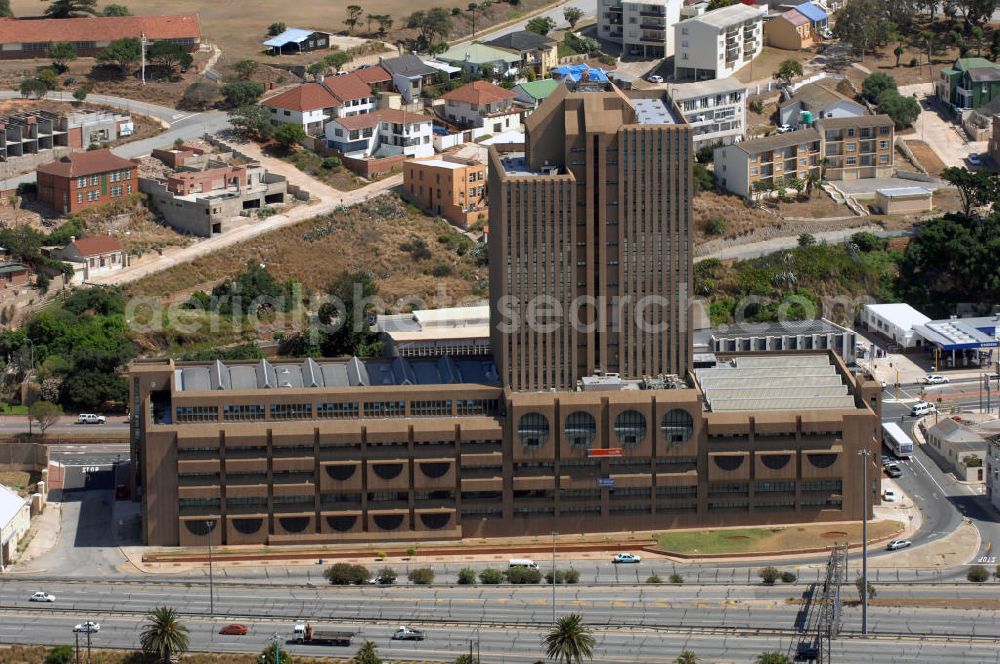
left=403, top=156, right=487, bottom=228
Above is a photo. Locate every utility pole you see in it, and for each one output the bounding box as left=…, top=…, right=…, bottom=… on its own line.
left=206, top=519, right=215, bottom=615
left=75, top=631, right=80, bottom=664
left=857, top=448, right=871, bottom=636
left=273, top=632, right=280, bottom=664
left=551, top=530, right=558, bottom=624
left=86, top=628, right=92, bottom=664
left=140, top=32, right=148, bottom=85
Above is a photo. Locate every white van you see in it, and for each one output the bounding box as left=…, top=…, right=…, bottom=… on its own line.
left=910, top=402, right=936, bottom=417
left=508, top=558, right=539, bottom=570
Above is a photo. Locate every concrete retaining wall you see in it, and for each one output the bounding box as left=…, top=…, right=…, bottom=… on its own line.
left=0, top=441, right=49, bottom=471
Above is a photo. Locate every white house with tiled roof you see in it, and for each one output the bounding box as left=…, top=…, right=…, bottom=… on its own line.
left=261, top=74, right=376, bottom=135
left=324, top=109, right=434, bottom=159
left=55, top=234, right=127, bottom=283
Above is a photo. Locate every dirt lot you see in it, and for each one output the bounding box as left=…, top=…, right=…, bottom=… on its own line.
left=655, top=520, right=903, bottom=555
left=694, top=189, right=849, bottom=244
left=904, top=139, right=949, bottom=176
left=124, top=193, right=488, bottom=308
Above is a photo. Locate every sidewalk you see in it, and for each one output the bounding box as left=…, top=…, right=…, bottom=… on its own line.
left=8, top=500, right=62, bottom=571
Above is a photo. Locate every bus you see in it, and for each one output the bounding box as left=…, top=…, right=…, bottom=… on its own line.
left=882, top=421, right=914, bottom=459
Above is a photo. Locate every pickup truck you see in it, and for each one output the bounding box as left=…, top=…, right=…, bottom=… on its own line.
left=293, top=623, right=354, bottom=646
left=392, top=626, right=425, bottom=641
left=77, top=413, right=106, bottom=424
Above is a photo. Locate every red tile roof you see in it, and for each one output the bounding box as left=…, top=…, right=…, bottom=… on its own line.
left=781, top=9, right=811, bottom=26
left=352, top=65, right=391, bottom=84
left=0, top=14, right=200, bottom=44
left=442, top=80, right=517, bottom=106
left=70, top=235, right=122, bottom=257
left=322, top=73, right=373, bottom=102
left=261, top=82, right=339, bottom=112
left=36, top=149, right=133, bottom=178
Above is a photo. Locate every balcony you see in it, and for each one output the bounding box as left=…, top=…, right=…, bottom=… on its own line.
left=639, top=8, right=665, bottom=16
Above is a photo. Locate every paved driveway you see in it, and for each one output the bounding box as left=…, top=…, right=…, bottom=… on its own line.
left=901, top=82, right=988, bottom=168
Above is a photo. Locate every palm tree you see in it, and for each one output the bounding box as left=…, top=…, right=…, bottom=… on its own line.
left=674, top=651, right=700, bottom=664
left=544, top=613, right=596, bottom=664
left=140, top=606, right=189, bottom=663
left=354, top=640, right=382, bottom=664
left=755, top=652, right=792, bottom=664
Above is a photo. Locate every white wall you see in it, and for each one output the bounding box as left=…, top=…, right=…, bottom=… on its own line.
left=713, top=144, right=750, bottom=198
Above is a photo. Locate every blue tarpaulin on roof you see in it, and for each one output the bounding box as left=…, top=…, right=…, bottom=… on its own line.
left=551, top=64, right=610, bottom=83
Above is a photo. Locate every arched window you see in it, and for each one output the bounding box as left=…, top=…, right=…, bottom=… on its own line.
left=713, top=455, right=745, bottom=471
left=518, top=413, right=549, bottom=447
left=564, top=411, right=597, bottom=447
left=614, top=410, right=647, bottom=446
left=808, top=453, right=838, bottom=468
left=661, top=409, right=694, bottom=445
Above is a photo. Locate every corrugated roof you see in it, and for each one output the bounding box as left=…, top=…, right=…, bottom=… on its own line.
left=0, top=14, right=200, bottom=45
left=0, top=483, right=27, bottom=529
left=711, top=318, right=850, bottom=340
left=696, top=354, right=857, bottom=411
left=381, top=54, right=439, bottom=78
left=516, top=79, right=561, bottom=100
left=780, top=81, right=854, bottom=111
left=816, top=114, right=894, bottom=129
left=262, top=28, right=329, bottom=47
left=485, top=30, right=556, bottom=52
left=793, top=2, right=828, bottom=22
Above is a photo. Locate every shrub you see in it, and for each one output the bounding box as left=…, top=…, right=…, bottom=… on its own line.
left=408, top=567, right=435, bottom=585
left=758, top=566, right=780, bottom=585
left=669, top=572, right=684, bottom=584
left=706, top=216, right=727, bottom=236
left=375, top=567, right=397, bottom=585
left=506, top=567, right=543, bottom=584
left=267, top=22, right=286, bottom=36
left=321, top=156, right=342, bottom=170
left=780, top=571, right=797, bottom=583
left=646, top=574, right=662, bottom=584
left=798, top=233, right=816, bottom=247
left=861, top=72, right=897, bottom=103
left=968, top=565, right=990, bottom=583
left=564, top=569, right=580, bottom=584
left=180, top=81, right=220, bottom=110
left=400, top=236, right=432, bottom=261
left=479, top=568, right=505, bottom=584
left=324, top=563, right=370, bottom=585
left=376, top=551, right=387, bottom=559
left=850, top=231, right=884, bottom=253
left=45, top=646, right=74, bottom=664
left=854, top=577, right=876, bottom=599
left=430, top=262, right=453, bottom=277
left=457, top=567, right=477, bottom=584
left=749, top=97, right=764, bottom=114
left=406, top=546, right=417, bottom=557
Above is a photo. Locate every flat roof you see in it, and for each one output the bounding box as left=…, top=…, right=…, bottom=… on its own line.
left=633, top=97, right=678, bottom=125
left=710, top=318, right=851, bottom=340
left=914, top=319, right=999, bottom=350
left=685, top=3, right=763, bottom=28
left=863, top=303, right=930, bottom=330
left=497, top=152, right=559, bottom=177
left=376, top=305, right=491, bottom=342
left=668, top=77, right=747, bottom=100
left=695, top=354, right=856, bottom=411
left=877, top=186, right=931, bottom=197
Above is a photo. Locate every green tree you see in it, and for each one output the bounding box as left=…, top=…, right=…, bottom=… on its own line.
left=787, top=177, right=805, bottom=199
left=232, top=60, right=259, bottom=81
left=72, top=86, right=88, bottom=102
left=273, top=123, right=306, bottom=150
left=855, top=576, right=877, bottom=598
left=96, top=37, right=141, bottom=73
left=971, top=26, right=984, bottom=55
left=320, top=270, right=381, bottom=357
left=920, top=29, right=935, bottom=65
left=354, top=641, right=382, bottom=664
left=774, top=59, right=803, bottom=84
left=257, top=642, right=292, bottom=664
left=148, top=41, right=193, bottom=77
left=758, top=565, right=781, bottom=584
left=19, top=78, right=49, bottom=99
left=37, top=67, right=60, bottom=90
left=797, top=233, right=816, bottom=247
left=100, top=3, right=130, bottom=15
left=941, top=166, right=1000, bottom=218
left=706, top=0, right=738, bottom=9
left=0, top=0, right=12, bottom=17
left=563, top=6, right=583, bottom=28
left=833, top=0, right=894, bottom=59
left=755, top=653, right=792, bottom=664
left=968, top=565, right=990, bottom=582
left=957, top=0, right=994, bottom=27
left=344, top=4, right=363, bottom=33
left=893, top=44, right=905, bottom=67
left=221, top=80, right=265, bottom=108
left=673, top=652, right=700, bottom=664
left=861, top=72, right=896, bottom=103
left=375, top=566, right=397, bottom=584
left=140, top=607, right=189, bottom=664
left=324, top=51, right=352, bottom=70
left=526, top=16, right=556, bottom=35
left=406, top=7, right=453, bottom=47
left=228, top=104, right=273, bottom=141
left=544, top=613, right=596, bottom=664
left=693, top=163, right=714, bottom=193
left=46, top=42, right=76, bottom=72
left=375, top=14, right=393, bottom=36
left=29, top=400, right=62, bottom=434
left=876, top=90, right=920, bottom=129
left=43, top=0, right=97, bottom=18
left=267, top=22, right=286, bottom=36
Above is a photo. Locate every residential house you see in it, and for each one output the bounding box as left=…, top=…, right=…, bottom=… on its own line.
left=440, top=81, right=521, bottom=133
left=674, top=3, right=764, bottom=81
left=0, top=483, right=30, bottom=570
left=381, top=54, right=442, bottom=102
left=325, top=108, right=435, bottom=160
left=667, top=77, right=747, bottom=148
left=816, top=114, right=894, bottom=180
left=925, top=418, right=987, bottom=484
left=778, top=80, right=864, bottom=127
left=512, top=79, right=563, bottom=109
left=55, top=235, right=126, bottom=283
left=0, top=14, right=200, bottom=59
left=792, top=2, right=829, bottom=33
left=260, top=74, right=375, bottom=136
left=938, top=57, right=1000, bottom=111
left=353, top=65, right=394, bottom=93
left=484, top=31, right=559, bottom=76
left=0, top=263, right=32, bottom=291
left=140, top=162, right=289, bottom=237
left=36, top=149, right=136, bottom=215
left=437, top=43, right=522, bottom=78
left=598, top=0, right=684, bottom=59
left=765, top=8, right=814, bottom=50
left=403, top=156, right=487, bottom=227
left=713, top=128, right=820, bottom=198
left=262, top=27, right=332, bottom=55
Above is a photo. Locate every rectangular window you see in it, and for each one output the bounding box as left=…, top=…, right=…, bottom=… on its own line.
left=270, top=403, right=312, bottom=420
left=77, top=177, right=86, bottom=189
left=223, top=404, right=265, bottom=421
left=363, top=400, right=405, bottom=417
left=456, top=399, right=499, bottom=416
left=175, top=406, right=218, bottom=423
left=317, top=402, right=359, bottom=419
left=90, top=175, right=99, bottom=186
left=411, top=400, right=452, bottom=416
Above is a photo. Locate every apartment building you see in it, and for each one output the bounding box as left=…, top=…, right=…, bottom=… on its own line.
left=668, top=77, right=748, bottom=148
left=36, top=149, right=136, bottom=214
left=674, top=3, right=764, bottom=81
left=402, top=156, right=487, bottom=228
left=714, top=115, right=894, bottom=197
left=484, top=31, right=559, bottom=77
left=440, top=81, right=521, bottom=132
left=598, top=0, right=683, bottom=59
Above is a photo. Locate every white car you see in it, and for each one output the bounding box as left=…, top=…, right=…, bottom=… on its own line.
left=74, top=622, right=100, bottom=633
left=776, top=124, right=794, bottom=133
left=392, top=626, right=425, bottom=641
left=820, top=29, right=834, bottom=39
left=922, top=374, right=949, bottom=385
left=882, top=489, right=898, bottom=502
left=612, top=553, right=641, bottom=564
left=30, top=592, right=55, bottom=602
left=647, top=74, right=664, bottom=84
left=886, top=539, right=912, bottom=551
left=77, top=413, right=106, bottom=424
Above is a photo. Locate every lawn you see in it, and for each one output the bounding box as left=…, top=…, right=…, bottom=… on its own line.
left=656, top=521, right=903, bottom=555
left=0, top=403, right=28, bottom=415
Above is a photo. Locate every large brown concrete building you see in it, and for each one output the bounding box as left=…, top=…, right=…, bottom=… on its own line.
left=130, top=79, right=882, bottom=547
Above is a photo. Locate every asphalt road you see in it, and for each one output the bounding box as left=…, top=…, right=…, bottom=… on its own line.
left=48, top=444, right=131, bottom=466
left=0, top=418, right=129, bottom=436
left=455, top=0, right=598, bottom=49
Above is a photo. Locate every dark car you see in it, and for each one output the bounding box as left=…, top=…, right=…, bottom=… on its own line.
left=219, top=624, right=249, bottom=636
left=795, top=643, right=819, bottom=661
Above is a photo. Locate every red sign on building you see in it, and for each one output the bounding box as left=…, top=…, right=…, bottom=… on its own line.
left=587, top=448, right=623, bottom=458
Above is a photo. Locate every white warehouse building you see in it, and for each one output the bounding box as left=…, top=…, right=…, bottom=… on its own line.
left=861, top=303, right=931, bottom=349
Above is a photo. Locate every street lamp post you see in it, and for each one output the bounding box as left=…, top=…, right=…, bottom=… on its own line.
left=205, top=519, right=215, bottom=615
left=857, top=448, right=872, bottom=636
left=551, top=530, right=558, bottom=624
